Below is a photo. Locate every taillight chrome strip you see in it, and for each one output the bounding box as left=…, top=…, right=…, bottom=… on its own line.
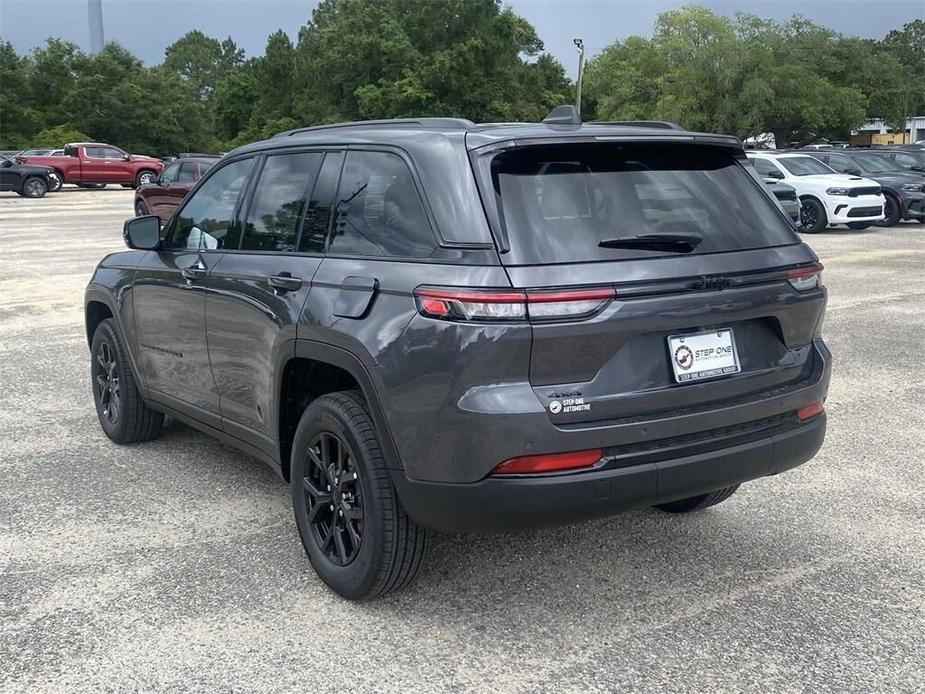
left=413, top=286, right=616, bottom=322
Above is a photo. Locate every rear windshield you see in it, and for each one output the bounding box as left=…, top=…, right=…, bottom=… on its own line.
left=490, top=143, right=798, bottom=264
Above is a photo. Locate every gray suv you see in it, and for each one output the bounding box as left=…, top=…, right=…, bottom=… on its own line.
left=86, top=107, right=831, bottom=599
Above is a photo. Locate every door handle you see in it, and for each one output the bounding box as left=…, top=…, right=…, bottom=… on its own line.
left=267, top=272, right=302, bottom=294
left=181, top=261, right=206, bottom=283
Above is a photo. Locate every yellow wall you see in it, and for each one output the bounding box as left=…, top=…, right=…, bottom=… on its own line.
left=851, top=132, right=911, bottom=146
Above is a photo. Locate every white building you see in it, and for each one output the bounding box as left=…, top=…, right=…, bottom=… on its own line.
left=852, top=116, right=925, bottom=145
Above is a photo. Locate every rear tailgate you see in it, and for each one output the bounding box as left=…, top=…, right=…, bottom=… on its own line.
left=477, top=139, right=825, bottom=426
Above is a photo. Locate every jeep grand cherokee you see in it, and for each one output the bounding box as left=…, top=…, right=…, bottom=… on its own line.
left=86, top=106, right=831, bottom=599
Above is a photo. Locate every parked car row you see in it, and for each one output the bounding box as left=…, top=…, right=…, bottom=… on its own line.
left=746, top=146, right=925, bottom=232
left=16, top=142, right=164, bottom=192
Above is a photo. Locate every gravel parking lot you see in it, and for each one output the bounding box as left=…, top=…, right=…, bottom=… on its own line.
left=1, top=188, right=923, bottom=693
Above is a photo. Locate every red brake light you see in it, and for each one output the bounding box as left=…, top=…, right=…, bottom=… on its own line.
left=492, top=449, right=603, bottom=475
left=796, top=400, right=824, bottom=421
left=787, top=263, right=823, bottom=291
left=414, top=286, right=615, bottom=322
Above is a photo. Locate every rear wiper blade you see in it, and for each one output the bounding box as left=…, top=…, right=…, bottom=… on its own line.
left=598, top=233, right=703, bottom=253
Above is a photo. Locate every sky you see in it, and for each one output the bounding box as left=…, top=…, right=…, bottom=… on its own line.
left=1, top=0, right=922, bottom=77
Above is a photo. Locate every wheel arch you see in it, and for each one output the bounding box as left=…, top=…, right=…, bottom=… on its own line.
left=279, top=341, right=402, bottom=482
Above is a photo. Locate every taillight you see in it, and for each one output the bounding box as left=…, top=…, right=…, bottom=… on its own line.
left=414, top=286, right=615, bottom=322
left=787, top=263, right=823, bottom=291
left=492, top=449, right=603, bottom=475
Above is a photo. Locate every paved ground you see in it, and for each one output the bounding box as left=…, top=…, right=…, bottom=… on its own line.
left=1, top=187, right=923, bottom=693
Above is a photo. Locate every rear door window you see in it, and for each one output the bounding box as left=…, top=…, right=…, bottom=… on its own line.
left=327, top=150, right=436, bottom=258
left=177, top=162, right=198, bottom=183
left=490, top=143, right=798, bottom=264
left=239, top=152, right=324, bottom=253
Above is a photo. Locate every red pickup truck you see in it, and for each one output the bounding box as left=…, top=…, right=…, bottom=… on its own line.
left=17, top=143, right=163, bottom=189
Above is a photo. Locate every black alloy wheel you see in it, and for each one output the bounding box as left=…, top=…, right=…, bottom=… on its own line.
left=302, top=431, right=364, bottom=566
left=22, top=177, right=48, bottom=198
left=799, top=198, right=826, bottom=233
left=93, top=339, right=121, bottom=426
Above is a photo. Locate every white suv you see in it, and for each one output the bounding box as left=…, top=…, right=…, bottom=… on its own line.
left=747, top=152, right=884, bottom=232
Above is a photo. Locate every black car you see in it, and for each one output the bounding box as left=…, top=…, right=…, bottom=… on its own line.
left=85, top=107, right=830, bottom=599
left=799, top=149, right=925, bottom=226
left=0, top=155, right=53, bottom=198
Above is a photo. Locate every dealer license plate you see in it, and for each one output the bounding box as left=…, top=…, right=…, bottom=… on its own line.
left=667, top=329, right=741, bottom=383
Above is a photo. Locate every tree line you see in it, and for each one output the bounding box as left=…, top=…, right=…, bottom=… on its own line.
left=0, top=1, right=921, bottom=155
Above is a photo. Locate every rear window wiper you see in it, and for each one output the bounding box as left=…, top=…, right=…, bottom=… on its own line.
left=598, top=233, right=703, bottom=253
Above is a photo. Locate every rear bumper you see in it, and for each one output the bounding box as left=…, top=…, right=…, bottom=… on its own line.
left=392, top=413, right=826, bottom=532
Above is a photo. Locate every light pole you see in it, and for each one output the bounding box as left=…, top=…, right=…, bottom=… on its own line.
left=574, top=38, right=585, bottom=118
left=88, top=0, right=104, bottom=54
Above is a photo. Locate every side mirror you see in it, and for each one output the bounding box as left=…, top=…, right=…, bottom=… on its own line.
left=123, top=216, right=161, bottom=250
left=0, top=160, right=12, bottom=168
left=64, top=145, right=78, bottom=157
left=767, top=170, right=784, bottom=180
left=846, top=168, right=861, bottom=176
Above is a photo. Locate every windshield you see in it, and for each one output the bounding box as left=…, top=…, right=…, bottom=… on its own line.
left=851, top=153, right=903, bottom=173
left=892, top=152, right=920, bottom=168
left=490, top=142, right=798, bottom=264
left=779, top=157, right=834, bottom=176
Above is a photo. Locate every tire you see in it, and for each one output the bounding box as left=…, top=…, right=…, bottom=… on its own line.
left=291, top=390, right=429, bottom=600
left=47, top=171, right=63, bottom=192
left=799, top=197, right=826, bottom=233
left=21, top=176, right=48, bottom=198
left=847, top=222, right=870, bottom=230
left=654, top=484, right=740, bottom=513
left=90, top=318, right=164, bottom=444
left=135, top=169, right=157, bottom=187
left=878, top=193, right=902, bottom=227
left=135, top=199, right=149, bottom=217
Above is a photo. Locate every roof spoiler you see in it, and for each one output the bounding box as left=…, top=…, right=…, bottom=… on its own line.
left=542, top=105, right=581, bottom=126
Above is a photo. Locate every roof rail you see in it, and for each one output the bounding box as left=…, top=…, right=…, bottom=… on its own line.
left=591, top=120, right=684, bottom=130
left=274, top=117, right=476, bottom=138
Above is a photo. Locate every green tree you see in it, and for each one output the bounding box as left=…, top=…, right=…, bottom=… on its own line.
left=31, top=124, right=91, bottom=148
left=164, top=30, right=244, bottom=98
left=584, top=5, right=870, bottom=146
left=0, top=40, right=38, bottom=148
left=292, top=0, right=569, bottom=124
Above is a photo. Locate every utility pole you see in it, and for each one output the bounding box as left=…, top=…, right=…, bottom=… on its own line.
left=88, top=0, right=104, bottom=54
left=574, top=38, right=585, bottom=118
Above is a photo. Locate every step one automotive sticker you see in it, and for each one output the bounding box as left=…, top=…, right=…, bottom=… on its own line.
left=549, top=397, right=590, bottom=414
